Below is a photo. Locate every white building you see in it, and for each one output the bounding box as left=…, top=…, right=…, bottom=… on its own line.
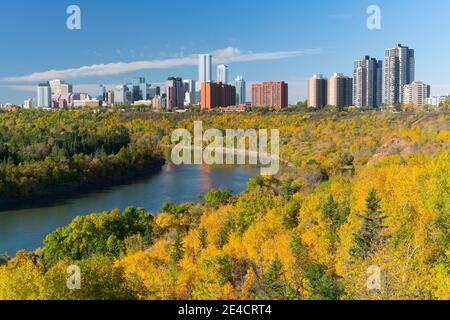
left=49, top=80, right=72, bottom=95
left=402, top=81, right=430, bottom=107
left=217, top=65, right=228, bottom=84
left=183, top=80, right=196, bottom=106
left=234, top=76, right=246, bottom=105
left=114, top=85, right=132, bottom=105
left=199, top=54, right=212, bottom=84
left=23, top=98, right=33, bottom=109
left=37, top=82, right=52, bottom=108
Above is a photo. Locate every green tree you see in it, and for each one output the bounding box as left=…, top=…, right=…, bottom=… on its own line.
left=204, top=188, right=233, bottom=207
left=350, top=189, right=388, bottom=260
left=302, top=262, right=343, bottom=300
left=170, top=232, right=185, bottom=265
left=261, top=257, right=297, bottom=300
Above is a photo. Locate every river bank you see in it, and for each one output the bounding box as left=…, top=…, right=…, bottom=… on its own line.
left=0, top=157, right=166, bottom=209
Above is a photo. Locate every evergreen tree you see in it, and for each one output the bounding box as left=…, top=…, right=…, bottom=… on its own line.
left=351, top=189, right=388, bottom=260
left=198, top=227, right=208, bottom=249
left=143, top=227, right=153, bottom=247
left=322, top=195, right=340, bottom=253
left=322, top=194, right=339, bottom=222
left=261, top=257, right=297, bottom=300
left=170, top=232, right=185, bottom=265
left=302, top=262, right=343, bottom=300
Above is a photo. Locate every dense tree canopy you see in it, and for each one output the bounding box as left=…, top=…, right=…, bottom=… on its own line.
left=0, top=110, right=448, bottom=300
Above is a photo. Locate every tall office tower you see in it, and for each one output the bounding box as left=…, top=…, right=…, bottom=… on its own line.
left=217, top=65, right=228, bottom=84
left=353, top=56, right=383, bottom=108
left=251, top=81, right=288, bottom=110
left=114, top=85, right=132, bottom=105
left=234, top=76, right=246, bottom=105
left=97, top=85, right=106, bottom=101
left=49, top=80, right=72, bottom=95
left=385, top=44, right=415, bottom=106
left=166, top=77, right=185, bottom=111
left=129, top=77, right=146, bottom=101
left=60, top=83, right=73, bottom=94
left=402, top=81, right=430, bottom=107
left=37, top=82, right=52, bottom=108
left=327, top=73, right=353, bottom=108
left=307, top=74, right=328, bottom=108
left=145, top=85, right=159, bottom=100
left=200, top=82, right=236, bottom=111
left=183, top=80, right=197, bottom=105
left=199, top=54, right=212, bottom=84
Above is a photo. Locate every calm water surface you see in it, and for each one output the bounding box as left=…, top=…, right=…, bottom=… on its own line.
left=0, top=162, right=259, bottom=255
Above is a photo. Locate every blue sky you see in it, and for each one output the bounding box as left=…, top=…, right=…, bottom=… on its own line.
left=1, top=0, right=450, bottom=104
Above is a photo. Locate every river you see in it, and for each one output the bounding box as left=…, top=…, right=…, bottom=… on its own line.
left=0, top=162, right=260, bottom=256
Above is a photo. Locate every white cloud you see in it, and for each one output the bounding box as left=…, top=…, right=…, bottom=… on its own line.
left=2, top=47, right=320, bottom=83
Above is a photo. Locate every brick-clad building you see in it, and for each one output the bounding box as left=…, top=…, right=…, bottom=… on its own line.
left=201, top=82, right=236, bottom=111
left=251, top=81, right=288, bottom=110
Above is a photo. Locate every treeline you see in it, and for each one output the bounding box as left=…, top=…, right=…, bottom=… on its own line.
left=0, top=109, right=163, bottom=202
left=0, top=111, right=448, bottom=300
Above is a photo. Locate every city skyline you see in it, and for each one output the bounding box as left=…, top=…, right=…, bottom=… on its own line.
left=1, top=1, right=450, bottom=104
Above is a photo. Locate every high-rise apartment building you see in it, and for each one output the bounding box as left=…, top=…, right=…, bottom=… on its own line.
left=217, top=65, right=229, bottom=84
left=353, top=56, right=383, bottom=108
left=199, top=54, right=212, bottom=84
left=234, top=76, right=246, bottom=105
left=166, top=77, right=185, bottom=111
left=251, top=81, right=288, bottom=110
left=37, top=82, right=52, bottom=108
left=201, top=82, right=236, bottom=111
left=307, top=74, right=328, bottom=108
left=327, top=73, right=353, bottom=108
left=402, top=81, right=430, bottom=107
left=385, top=44, right=415, bottom=106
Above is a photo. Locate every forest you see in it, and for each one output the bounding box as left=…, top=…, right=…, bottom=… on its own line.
left=0, top=109, right=448, bottom=300
left=0, top=109, right=163, bottom=203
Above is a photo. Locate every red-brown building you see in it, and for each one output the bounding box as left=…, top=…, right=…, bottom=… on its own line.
left=201, top=82, right=236, bottom=111
left=251, top=81, right=288, bottom=110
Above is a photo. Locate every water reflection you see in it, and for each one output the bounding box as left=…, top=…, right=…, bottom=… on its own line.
left=0, top=163, right=259, bottom=255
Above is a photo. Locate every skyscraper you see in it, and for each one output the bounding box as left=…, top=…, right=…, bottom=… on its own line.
left=37, top=82, right=52, bottom=108
left=114, top=85, right=132, bottom=105
left=403, top=81, right=430, bottom=107
left=353, top=56, right=383, bottom=108
left=234, top=76, right=246, bottom=105
left=97, top=85, right=106, bottom=101
left=327, top=73, right=353, bottom=108
left=308, top=74, right=327, bottom=108
left=217, top=65, right=228, bottom=84
left=199, top=54, right=212, bottom=84
left=130, top=77, right=146, bottom=102
left=251, top=81, right=288, bottom=110
left=183, top=80, right=196, bottom=105
left=49, top=80, right=72, bottom=95
left=385, top=44, right=415, bottom=106
left=166, top=77, right=184, bottom=111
